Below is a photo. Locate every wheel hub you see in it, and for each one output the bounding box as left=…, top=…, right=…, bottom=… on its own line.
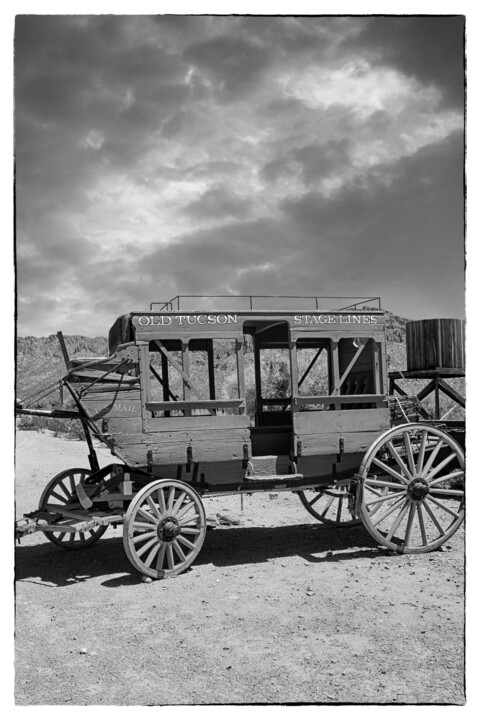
left=408, top=478, right=429, bottom=500
left=157, top=515, right=181, bottom=542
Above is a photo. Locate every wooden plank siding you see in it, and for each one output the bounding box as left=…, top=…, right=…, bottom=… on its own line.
left=293, top=408, right=390, bottom=457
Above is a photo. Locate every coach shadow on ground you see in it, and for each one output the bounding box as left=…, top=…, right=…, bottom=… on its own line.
left=14, top=522, right=380, bottom=588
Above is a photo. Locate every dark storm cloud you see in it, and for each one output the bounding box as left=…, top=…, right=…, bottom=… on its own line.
left=15, top=15, right=465, bottom=335
left=279, top=131, right=464, bottom=308
left=344, top=16, right=465, bottom=109
left=183, top=34, right=271, bottom=99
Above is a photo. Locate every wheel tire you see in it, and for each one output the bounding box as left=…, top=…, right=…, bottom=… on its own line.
left=39, top=468, right=108, bottom=549
left=123, top=479, right=206, bottom=579
left=358, top=423, right=464, bottom=553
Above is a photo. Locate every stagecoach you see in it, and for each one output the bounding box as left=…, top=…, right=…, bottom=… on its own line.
left=15, top=296, right=465, bottom=579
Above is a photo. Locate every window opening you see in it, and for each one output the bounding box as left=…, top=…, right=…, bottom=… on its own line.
left=296, top=339, right=331, bottom=410
left=147, top=337, right=245, bottom=417
left=338, top=338, right=374, bottom=396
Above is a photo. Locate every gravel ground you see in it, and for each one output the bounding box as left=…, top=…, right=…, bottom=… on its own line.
left=14, top=430, right=465, bottom=706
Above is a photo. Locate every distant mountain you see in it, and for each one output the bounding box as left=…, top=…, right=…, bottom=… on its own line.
left=16, top=334, right=109, bottom=407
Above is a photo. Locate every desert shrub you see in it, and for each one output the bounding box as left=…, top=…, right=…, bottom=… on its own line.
left=16, top=415, right=85, bottom=440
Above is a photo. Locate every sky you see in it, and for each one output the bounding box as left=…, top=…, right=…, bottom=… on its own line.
left=14, top=13, right=466, bottom=337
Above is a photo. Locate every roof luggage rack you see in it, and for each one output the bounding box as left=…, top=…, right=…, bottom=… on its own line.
left=150, top=295, right=382, bottom=313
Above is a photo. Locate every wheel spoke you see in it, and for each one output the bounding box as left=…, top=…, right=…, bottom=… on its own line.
left=180, top=526, right=201, bottom=535
left=319, top=494, right=336, bottom=518
left=173, top=539, right=187, bottom=562
left=429, top=470, right=464, bottom=488
left=166, top=544, right=175, bottom=569
left=429, top=488, right=464, bottom=497
left=132, top=530, right=158, bottom=544
left=417, top=502, right=428, bottom=545
left=372, top=458, right=409, bottom=485
left=156, top=488, right=166, bottom=515
left=177, top=534, right=196, bottom=550
left=404, top=502, right=417, bottom=547
left=133, top=520, right=157, bottom=531
left=67, top=473, right=77, bottom=495
left=365, top=490, right=406, bottom=510
left=166, top=486, right=175, bottom=512
left=365, top=478, right=405, bottom=490
left=385, top=500, right=410, bottom=542
left=425, top=453, right=459, bottom=482
left=336, top=497, right=344, bottom=523
left=137, top=507, right=158, bottom=524
left=426, top=495, right=462, bottom=519
left=176, top=501, right=195, bottom=521
left=147, top=496, right=161, bottom=519
left=386, top=441, right=413, bottom=481
left=421, top=499, right=445, bottom=536
left=171, top=491, right=187, bottom=516
left=421, top=439, right=444, bottom=477
left=370, top=494, right=406, bottom=526
left=136, top=536, right=159, bottom=558
left=145, top=542, right=160, bottom=568
left=307, top=492, right=323, bottom=507
left=156, top=543, right=167, bottom=570
left=403, top=432, right=416, bottom=476
left=49, top=490, right=68, bottom=504
left=57, top=479, right=72, bottom=499
left=416, top=430, right=428, bottom=474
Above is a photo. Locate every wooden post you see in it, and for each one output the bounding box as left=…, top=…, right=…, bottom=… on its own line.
left=434, top=376, right=440, bottom=419
left=331, top=341, right=340, bottom=410
left=161, top=350, right=170, bottom=417
left=253, top=336, right=262, bottom=425
left=56, top=331, right=71, bottom=370
left=373, top=341, right=381, bottom=397
left=236, top=339, right=245, bottom=415
left=138, top=342, right=150, bottom=432
left=289, top=340, right=299, bottom=411
left=182, top=340, right=192, bottom=417
left=207, top=339, right=216, bottom=402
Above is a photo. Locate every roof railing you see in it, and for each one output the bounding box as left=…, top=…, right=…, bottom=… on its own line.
left=150, top=295, right=382, bottom=312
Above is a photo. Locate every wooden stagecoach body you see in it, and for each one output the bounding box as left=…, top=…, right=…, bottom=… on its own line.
left=73, top=299, right=389, bottom=493
left=16, top=296, right=465, bottom=580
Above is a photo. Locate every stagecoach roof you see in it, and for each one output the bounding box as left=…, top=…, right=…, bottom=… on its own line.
left=108, top=296, right=384, bottom=353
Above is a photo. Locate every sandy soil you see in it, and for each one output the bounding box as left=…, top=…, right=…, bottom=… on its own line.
left=14, top=430, right=465, bottom=705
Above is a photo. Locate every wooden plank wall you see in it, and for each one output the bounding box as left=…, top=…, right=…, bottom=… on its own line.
left=406, top=319, right=465, bottom=371
left=294, top=408, right=390, bottom=456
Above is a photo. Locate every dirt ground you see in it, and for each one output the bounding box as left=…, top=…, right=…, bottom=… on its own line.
left=14, top=430, right=465, bottom=706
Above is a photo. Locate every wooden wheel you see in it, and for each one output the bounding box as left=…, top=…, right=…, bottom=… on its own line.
left=358, top=423, right=464, bottom=553
left=297, top=483, right=361, bottom=526
left=123, top=479, right=206, bottom=579
left=39, top=468, right=107, bottom=549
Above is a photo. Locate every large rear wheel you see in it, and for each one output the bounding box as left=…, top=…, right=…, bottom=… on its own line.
left=358, top=424, right=464, bottom=553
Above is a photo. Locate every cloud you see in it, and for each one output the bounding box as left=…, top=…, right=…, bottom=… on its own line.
left=14, top=16, right=465, bottom=336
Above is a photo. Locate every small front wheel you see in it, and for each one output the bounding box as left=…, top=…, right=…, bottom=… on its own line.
left=123, top=479, right=206, bottom=579
left=358, top=424, right=464, bottom=553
